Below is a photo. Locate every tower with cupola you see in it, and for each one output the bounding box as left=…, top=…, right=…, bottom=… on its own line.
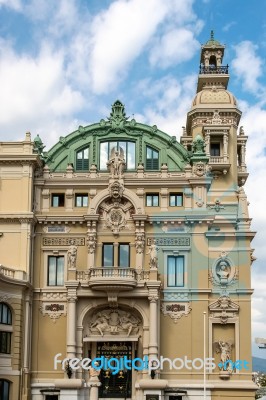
left=181, top=31, right=248, bottom=187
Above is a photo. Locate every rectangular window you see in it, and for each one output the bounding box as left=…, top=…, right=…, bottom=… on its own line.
left=75, top=194, right=88, bottom=207
left=48, top=256, right=64, bottom=286
left=118, top=244, right=130, bottom=268
left=102, top=244, right=114, bottom=267
left=76, top=148, right=89, bottom=171
left=167, top=256, right=184, bottom=287
left=146, top=146, right=159, bottom=170
left=100, top=141, right=136, bottom=170
left=51, top=194, right=65, bottom=207
left=0, top=331, right=11, bottom=354
left=210, top=143, right=220, bottom=156
left=169, top=193, right=183, bottom=207
left=146, top=194, right=159, bottom=207
left=0, top=380, right=10, bottom=400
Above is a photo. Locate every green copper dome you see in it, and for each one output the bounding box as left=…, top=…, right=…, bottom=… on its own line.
left=205, top=30, right=222, bottom=46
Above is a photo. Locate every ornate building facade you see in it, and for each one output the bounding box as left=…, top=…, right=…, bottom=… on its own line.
left=0, top=34, right=256, bottom=400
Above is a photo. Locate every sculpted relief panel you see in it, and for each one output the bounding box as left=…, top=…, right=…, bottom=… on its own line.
left=98, top=181, right=135, bottom=235
left=88, top=309, right=141, bottom=337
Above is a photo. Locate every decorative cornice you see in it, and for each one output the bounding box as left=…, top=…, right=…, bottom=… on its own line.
left=0, top=213, right=36, bottom=224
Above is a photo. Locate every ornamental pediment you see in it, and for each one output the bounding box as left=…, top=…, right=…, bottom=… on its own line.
left=209, top=295, right=239, bottom=324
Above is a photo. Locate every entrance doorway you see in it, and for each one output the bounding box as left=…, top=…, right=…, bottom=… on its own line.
left=97, top=342, right=132, bottom=398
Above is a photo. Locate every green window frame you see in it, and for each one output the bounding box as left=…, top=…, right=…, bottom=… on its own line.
left=169, top=193, right=183, bottom=207
left=76, top=147, right=89, bottom=171
left=146, top=146, right=159, bottom=170
left=75, top=194, right=88, bottom=207
left=167, top=256, right=184, bottom=287
left=47, top=256, right=64, bottom=286
left=146, top=194, right=159, bottom=207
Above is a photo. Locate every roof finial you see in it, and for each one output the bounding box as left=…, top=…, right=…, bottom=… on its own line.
left=210, top=30, right=214, bottom=40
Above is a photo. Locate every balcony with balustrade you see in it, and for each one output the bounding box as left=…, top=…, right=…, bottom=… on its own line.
left=76, top=267, right=150, bottom=290
left=209, top=155, right=231, bottom=175
left=0, top=265, right=28, bottom=282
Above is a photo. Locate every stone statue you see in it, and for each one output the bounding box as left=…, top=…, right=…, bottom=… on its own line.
left=217, top=341, right=233, bottom=373
left=87, top=233, right=96, bottom=254
left=147, top=240, right=158, bottom=270
left=135, top=233, right=145, bottom=254
left=107, top=148, right=126, bottom=178
left=67, top=240, right=78, bottom=269
left=89, top=362, right=101, bottom=379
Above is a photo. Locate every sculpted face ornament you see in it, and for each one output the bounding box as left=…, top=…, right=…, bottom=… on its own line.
left=109, top=181, right=124, bottom=201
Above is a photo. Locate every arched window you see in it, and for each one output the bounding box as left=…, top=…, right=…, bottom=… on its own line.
left=0, top=303, right=12, bottom=354
left=209, top=55, right=217, bottom=68
left=146, top=146, right=159, bottom=170
left=0, top=380, right=10, bottom=400
left=76, top=147, right=89, bottom=171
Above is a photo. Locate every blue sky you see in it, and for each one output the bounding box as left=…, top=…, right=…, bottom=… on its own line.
left=0, top=0, right=266, bottom=359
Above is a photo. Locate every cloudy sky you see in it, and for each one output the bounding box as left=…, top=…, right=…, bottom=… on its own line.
left=0, top=0, right=265, bottom=358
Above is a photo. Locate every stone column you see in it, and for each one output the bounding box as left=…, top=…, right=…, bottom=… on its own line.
left=22, top=293, right=32, bottom=400
left=86, top=220, right=97, bottom=269
left=148, top=291, right=159, bottom=360
left=66, top=284, right=78, bottom=359
left=240, top=141, right=246, bottom=166
left=134, top=219, right=146, bottom=270
left=223, top=131, right=228, bottom=160
left=88, top=379, right=101, bottom=400
left=205, top=131, right=210, bottom=157
left=160, top=188, right=168, bottom=211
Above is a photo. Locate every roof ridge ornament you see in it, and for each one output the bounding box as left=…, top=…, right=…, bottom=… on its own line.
left=108, top=100, right=129, bottom=130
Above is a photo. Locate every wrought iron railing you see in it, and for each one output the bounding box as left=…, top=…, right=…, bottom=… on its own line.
left=199, top=65, right=229, bottom=74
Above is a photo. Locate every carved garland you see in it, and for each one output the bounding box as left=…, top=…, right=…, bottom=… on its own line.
left=40, top=303, right=67, bottom=323
left=161, top=302, right=192, bottom=323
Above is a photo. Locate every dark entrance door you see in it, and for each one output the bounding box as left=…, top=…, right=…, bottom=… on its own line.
left=97, top=342, right=132, bottom=398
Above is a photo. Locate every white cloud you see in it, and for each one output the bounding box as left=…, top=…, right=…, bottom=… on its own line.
left=84, top=0, right=201, bottom=94
left=0, top=0, right=21, bottom=11
left=232, top=41, right=263, bottom=94
left=149, top=28, right=200, bottom=68
left=0, top=41, right=84, bottom=147
left=135, top=74, right=197, bottom=136
left=88, top=0, right=169, bottom=93
left=241, top=105, right=266, bottom=261
left=222, top=21, right=236, bottom=32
